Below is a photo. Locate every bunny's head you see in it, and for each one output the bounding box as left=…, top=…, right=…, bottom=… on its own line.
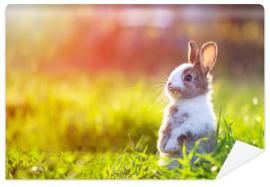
left=166, top=41, right=218, bottom=101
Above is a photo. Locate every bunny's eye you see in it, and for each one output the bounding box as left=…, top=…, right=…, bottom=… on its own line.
left=184, top=74, right=193, bottom=82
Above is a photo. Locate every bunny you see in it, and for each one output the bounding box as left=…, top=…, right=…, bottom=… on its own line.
left=157, top=41, right=218, bottom=166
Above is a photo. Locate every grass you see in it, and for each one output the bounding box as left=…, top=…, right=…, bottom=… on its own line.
left=6, top=129, right=233, bottom=179
left=6, top=71, right=264, bottom=179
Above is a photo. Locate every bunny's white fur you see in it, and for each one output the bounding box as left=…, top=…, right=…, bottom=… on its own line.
left=160, top=62, right=216, bottom=152
left=166, top=63, right=192, bottom=94
left=158, top=41, right=218, bottom=167
left=163, top=92, right=216, bottom=152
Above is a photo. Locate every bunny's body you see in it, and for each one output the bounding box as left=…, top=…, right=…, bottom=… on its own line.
left=159, top=92, right=216, bottom=153
left=157, top=41, right=218, bottom=166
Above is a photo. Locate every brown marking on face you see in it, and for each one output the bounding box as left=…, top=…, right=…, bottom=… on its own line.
left=180, top=65, right=210, bottom=99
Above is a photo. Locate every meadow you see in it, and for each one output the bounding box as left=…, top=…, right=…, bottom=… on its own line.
left=6, top=71, right=264, bottom=179
left=5, top=4, right=264, bottom=180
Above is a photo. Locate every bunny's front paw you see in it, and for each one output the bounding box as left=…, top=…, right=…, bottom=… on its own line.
left=164, top=139, right=178, bottom=153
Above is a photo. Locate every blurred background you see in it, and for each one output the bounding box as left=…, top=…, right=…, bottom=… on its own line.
left=6, top=5, right=264, bottom=153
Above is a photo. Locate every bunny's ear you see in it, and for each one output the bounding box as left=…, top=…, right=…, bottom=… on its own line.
left=199, top=41, right=218, bottom=75
left=188, top=41, right=199, bottom=64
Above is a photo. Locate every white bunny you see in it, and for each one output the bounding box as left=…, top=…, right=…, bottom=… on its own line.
left=157, top=41, right=218, bottom=165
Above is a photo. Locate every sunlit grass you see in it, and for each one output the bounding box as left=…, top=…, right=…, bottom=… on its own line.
left=6, top=71, right=264, bottom=179
left=6, top=124, right=233, bottom=179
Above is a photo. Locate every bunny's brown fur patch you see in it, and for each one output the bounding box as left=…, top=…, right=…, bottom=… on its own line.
left=180, top=65, right=210, bottom=99
left=168, top=105, right=178, bottom=116
left=159, top=122, right=172, bottom=150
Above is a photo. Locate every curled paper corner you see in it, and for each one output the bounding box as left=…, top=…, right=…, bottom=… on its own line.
left=216, top=140, right=264, bottom=179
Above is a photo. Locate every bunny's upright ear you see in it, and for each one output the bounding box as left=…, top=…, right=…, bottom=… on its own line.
left=199, top=41, right=218, bottom=75
left=188, top=41, right=199, bottom=64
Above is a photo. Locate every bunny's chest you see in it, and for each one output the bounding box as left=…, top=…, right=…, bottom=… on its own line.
left=165, top=103, right=215, bottom=130
left=168, top=107, right=189, bottom=128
